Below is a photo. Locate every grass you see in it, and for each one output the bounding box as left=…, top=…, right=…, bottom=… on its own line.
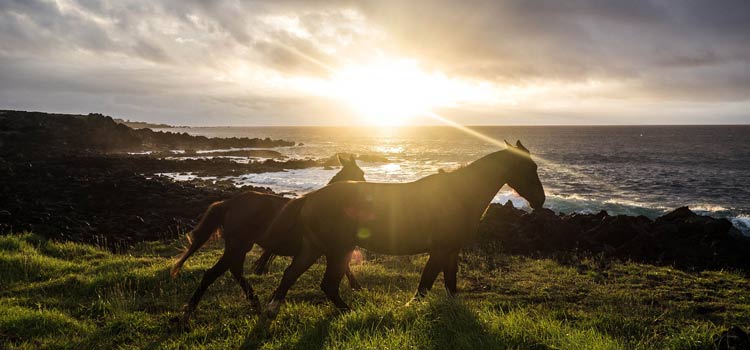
left=1, top=232, right=748, bottom=349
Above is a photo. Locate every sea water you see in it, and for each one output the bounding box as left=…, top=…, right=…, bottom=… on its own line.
left=156, top=125, right=750, bottom=234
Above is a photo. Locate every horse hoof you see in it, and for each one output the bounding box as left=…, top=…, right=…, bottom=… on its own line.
left=265, top=299, right=282, bottom=319
left=250, top=298, right=262, bottom=314
left=405, top=297, right=423, bottom=307
left=336, top=305, right=352, bottom=314
left=169, top=316, right=191, bottom=332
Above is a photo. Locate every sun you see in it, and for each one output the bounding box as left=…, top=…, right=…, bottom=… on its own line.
left=327, top=58, right=490, bottom=126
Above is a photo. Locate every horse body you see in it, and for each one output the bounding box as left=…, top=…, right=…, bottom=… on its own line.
left=300, top=175, right=491, bottom=255
left=266, top=141, right=545, bottom=315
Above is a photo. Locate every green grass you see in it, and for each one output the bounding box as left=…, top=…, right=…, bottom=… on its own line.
left=1, top=232, right=748, bottom=349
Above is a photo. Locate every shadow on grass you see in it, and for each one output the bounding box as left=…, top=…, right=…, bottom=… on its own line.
left=289, top=316, right=334, bottom=350
left=240, top=314, right=335, bottom=350
left=240, top=316, right=273, bottom=350
left=418, top=297, right=550, bottom=350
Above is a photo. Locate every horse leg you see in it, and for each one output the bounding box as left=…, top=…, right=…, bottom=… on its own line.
left=410, top=252, right=449, bottom=303
left=228, top=243, right=261, bottom=313
left=179, top=251, right=232, bottom=326
left=266, top=240, right=321, bottom=318
left=320, top=252, right=351, bottom=311
left=344, top=250, right=362, bottom=290
left=443, top=251, right=459, bottom=297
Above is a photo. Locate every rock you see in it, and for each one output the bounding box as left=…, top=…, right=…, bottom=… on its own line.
left=0, top=154, right=249, bottom=249
left=714, top=326, right=750, bottom=350
left=475, top=202, right=750, bottom=271
left=657, top=206, right=697, bottom=222
left=583, top=215, right=652, bottom=249
left=0, top=110, right=295, bottom=156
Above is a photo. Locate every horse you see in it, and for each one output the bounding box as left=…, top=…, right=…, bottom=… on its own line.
left=170, top=155, right=365, bottom=326
left=264, top=141, right=545, bottom=316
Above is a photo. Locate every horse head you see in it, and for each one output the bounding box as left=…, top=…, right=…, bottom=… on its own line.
left=503, top=140, right=545, bottom=210
left=329, top=154, right=365, bottom=184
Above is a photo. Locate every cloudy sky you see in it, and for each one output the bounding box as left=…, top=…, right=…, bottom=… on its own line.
left=1, top=0, right=748, bottom=126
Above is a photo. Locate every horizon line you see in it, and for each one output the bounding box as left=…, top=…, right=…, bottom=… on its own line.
left=4, top=109, right=748, bottom=128
left=161, top=123, right=750, bottom=128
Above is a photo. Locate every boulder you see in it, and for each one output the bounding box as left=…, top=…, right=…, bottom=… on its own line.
left=714, top=326, right=750, bottom=350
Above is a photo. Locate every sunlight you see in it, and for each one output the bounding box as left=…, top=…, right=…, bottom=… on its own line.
left=329, top=60, right=434, bottom=125
left=327, top=57, right=496, bottom=126
left=423, top=111, right=623, bottom=196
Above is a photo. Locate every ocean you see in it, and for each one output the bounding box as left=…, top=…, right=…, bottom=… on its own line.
left=157, top=125, right=750, bottom=234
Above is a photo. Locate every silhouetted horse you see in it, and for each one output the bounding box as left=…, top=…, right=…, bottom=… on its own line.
left=170, top=155, right=365, bottom=326
left=265, top=141, right=545, bottom=316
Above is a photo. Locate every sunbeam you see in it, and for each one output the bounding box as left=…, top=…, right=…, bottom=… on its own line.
left=423, top=111, right=623, bottom=198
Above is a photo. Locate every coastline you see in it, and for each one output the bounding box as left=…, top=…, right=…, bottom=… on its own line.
left=0, top=110, right=747, bottom=271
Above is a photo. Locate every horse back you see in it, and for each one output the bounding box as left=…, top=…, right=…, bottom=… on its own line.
left=300, top=181, right=475, bottom=255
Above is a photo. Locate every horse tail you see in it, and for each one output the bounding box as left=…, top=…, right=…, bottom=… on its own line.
left=171, top=200, right=228, bottom=278
left=251, top=251, right=277, bottom=275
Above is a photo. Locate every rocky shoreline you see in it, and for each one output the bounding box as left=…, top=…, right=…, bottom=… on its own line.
left=0, top=155, right=267, bottom=249
left=0, top=110, right=295, bottom=155
left=0, top=110, right=311, bottom=249
left=1, top=110, right=749, bottom=272
left=4, top=151, right=749, bottom=271
left=477, top=202, right=750, bottom=271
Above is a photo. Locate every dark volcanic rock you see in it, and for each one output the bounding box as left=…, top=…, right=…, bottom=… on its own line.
left=0, top=110, right=333, bottom=248
left=0, top=110, right=294, bottom=156
left=477, top=204, right=750, bottom=270
left=0, top=155, right=275, bottom=249
left=714, top=326, right=750, bottom=350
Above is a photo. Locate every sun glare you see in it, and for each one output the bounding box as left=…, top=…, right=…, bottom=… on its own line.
left=326, top=58, right=495, bottom=126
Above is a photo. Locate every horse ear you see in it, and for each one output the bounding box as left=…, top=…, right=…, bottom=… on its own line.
left=504, top=139, right=514, bottom=149
left=516, top=140, right=530, bottom=153
left=350, top=154, right=357, bottom=164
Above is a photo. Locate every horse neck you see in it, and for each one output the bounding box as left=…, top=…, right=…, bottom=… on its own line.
left=450, top=153, right=510, bottom=211
left=328, top=172, right=347, bottom=184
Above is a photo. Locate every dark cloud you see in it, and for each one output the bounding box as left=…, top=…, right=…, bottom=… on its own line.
left=355, top=0, right=750, bottom=88
left=0, top=0, right=748, bottom=124
left=0, top=0, right=115, bottom=55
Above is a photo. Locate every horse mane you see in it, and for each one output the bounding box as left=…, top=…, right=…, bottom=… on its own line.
left=433, top=150, right=508, bottom=177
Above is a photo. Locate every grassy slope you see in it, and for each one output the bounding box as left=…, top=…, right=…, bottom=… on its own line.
left=1, top=233, right=749, bottom=350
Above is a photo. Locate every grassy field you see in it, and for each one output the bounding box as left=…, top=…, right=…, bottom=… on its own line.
left=1, top=232, right=749, bottom=349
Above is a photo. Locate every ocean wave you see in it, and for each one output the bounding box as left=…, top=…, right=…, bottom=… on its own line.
left=731, top=215, right=750, bottom=235
left=155, top=172, right=201, bottom=181
left=492, top=191, right=532, bottom=209
left=689, top=204, right=731, bottom=212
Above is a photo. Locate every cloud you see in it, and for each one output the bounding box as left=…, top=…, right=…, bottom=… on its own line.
left=0, top=0, right=748, bottom=124
left=355, top=1, right=750, bottom=90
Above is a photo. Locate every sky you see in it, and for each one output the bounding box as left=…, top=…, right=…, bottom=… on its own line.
left=1, top=0, right=749, bottom=126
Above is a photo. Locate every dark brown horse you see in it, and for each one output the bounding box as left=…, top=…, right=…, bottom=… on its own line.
left=170, top=155, right=365, bottom=325
left=264, top=141, right=545, bottom=316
